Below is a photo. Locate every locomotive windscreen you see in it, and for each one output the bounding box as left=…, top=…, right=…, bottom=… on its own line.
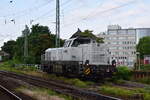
left=71, top=38, right=91, bottom=47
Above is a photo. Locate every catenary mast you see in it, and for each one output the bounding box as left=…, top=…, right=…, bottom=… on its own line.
left=56, top=0, right=60, bottom=47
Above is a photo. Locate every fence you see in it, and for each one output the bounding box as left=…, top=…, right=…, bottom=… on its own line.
left=128, top=94, right=144, bottom=100
left=133, top=71, right=150, bottom=79
left=15, top=64, right=41, bottom=70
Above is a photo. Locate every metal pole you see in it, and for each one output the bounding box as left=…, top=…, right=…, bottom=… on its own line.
left=58, top=0, right=60, bottom=47
left=23, top=25, right=29, bottom=63
left=55, top=0, right=58, bottom=48
left=56, top=0, right=60, bottom=48
left=136, top=52, right=140, bottom=70
left=139, top=53, right=140, bottom=70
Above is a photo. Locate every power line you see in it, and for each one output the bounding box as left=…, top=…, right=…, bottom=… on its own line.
left=82, top=0, right=105, bottom=19
left=2, top=0, right=73, bottom=25
left=30, top=0, right=69, bottom=23
left=82, top=0, right=137, bottom=20
left=0, top=0, right=55, bottom=25
left=0, top=0, right=54, bottom=18
left=62, top=0, right=137, bottom=28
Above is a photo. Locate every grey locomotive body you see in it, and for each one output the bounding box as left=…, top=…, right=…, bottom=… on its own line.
left=41, top=37, right=116, bottom=79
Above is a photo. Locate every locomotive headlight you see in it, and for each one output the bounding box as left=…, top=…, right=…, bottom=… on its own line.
left=106, top=69, right=110, bottom=72
left=112, top=60, right=116, bottom=67
left=85, top=60, right=89, bottom=66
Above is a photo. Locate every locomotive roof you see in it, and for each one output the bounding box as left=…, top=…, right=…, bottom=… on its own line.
left=70, top=28, right=99, bottom=41
left=70, top=28, right=82, bottom=39
left=45, top=48, right=63, bottom=52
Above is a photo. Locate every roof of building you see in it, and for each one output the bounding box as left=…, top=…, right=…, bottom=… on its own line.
left=0, top=51, right=9, bottom=56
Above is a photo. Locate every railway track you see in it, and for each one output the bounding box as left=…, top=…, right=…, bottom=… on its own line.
left=0, top=70, right=121, bottom=100
left=0, top=84, right=22, bottom=100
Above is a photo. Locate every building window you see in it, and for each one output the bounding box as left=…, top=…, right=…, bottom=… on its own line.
left=118, top=30, right=127, bottom=34
left=111, top=42, right=117, bottom=45
left=109, top=47, right=117, bottom=50
left=128, top=30, right=136, bottom=34
left=118, top=47, right=122, bottom=50
left=128, top=36, right=135, bottom=40
left=119, top=37, right=126, bottom=40
left=109, top=30, right=117, bottom=34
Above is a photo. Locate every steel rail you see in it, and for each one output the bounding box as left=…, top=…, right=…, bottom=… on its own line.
left=0, top=84, right=22, bottom=100
left=0, top=70, right=121, bottom=100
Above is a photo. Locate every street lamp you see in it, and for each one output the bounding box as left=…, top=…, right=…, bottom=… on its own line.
left=136, top=52, right=140, bottom=70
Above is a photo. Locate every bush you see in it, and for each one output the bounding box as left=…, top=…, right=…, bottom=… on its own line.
left=100, top=85, right=150, bottom=100
left=136, top=77, right=150, bottom=84
left=113, top=66, right=132, bottom=81
left=100, top=85, right=134, bottom=97
left=69, top=78, right=87, bottom=88
left=140, top=65, right=150, bottom=71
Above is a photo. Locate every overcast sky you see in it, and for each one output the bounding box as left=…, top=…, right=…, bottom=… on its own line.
left=0, top=0, right=150, bottom=47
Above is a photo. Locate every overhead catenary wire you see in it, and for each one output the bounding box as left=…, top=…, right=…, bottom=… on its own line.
left=0, top=0, right=54, bottom=25
left=0, top=0, right=54, bottom=18
left=0, top=0, right=138, bottom=48
left=20, top=0, right=74, bottom=25
left=82, top=0, right=137, bottom=20
left=0, top=1, right=56, bottom=45
left=1, top=0, right=136, bottom=28
left=30, top=10, right=53, bottom=24
left=2, top=0, right=73, bottom=25
left=0, top=0, right=71, bottom=41
left=62, top=0, right=137, bottom=28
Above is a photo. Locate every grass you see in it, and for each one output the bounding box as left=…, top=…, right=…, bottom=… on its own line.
left=99, top=85, right=150, bottom=100
left=100, top=85, right=135, bottom=97
left=0, top=61, right=38, bottom=75
left=140, top=64, right=150, bottom=71
left=0, top=61, right=77, bottom=100
left=135, top=77, right=150, bottom=85
left=22, top=71, right=93, bottom=88
left=0, top=61, right=94, bottom=88
left=16, top=86, right=74, bottom=100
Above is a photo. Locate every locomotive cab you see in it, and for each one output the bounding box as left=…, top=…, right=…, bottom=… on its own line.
left=63, top=38, right=92, bottom=48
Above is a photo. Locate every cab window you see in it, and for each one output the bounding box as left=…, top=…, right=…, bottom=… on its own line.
left=63, top=40, right=72, bottom=47
left=71, top=38, right=91, bottom=47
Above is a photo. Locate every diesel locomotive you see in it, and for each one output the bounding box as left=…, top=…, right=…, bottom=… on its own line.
left=41, top=36, right=116, bottom=79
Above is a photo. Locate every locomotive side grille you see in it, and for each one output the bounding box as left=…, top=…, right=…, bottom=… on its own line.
left=90, top=44, right=108, bottom=65
left=92, top=54, right=105, bottom=63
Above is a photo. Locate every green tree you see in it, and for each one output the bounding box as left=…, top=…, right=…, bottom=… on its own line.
left=81, top=30, right=104, bottom=43
left=113, top=66, right=132, bottom=80
left=31, top=24, right=50, bottom=36
left=14, top=37, right=24, bottom=62
left=137, top=36, right=150, bottom=58
left=71, top=29, right=104, bottom=43
left=25, top=24, right=64, bottom=63
left=1, top=40, right=16, bottom=59
left=1, top=24, right=63, bottom=63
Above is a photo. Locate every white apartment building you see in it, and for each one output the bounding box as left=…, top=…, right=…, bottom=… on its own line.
left=98, top=25, right=150, bottom=67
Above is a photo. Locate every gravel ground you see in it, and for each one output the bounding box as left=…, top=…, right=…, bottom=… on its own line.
left=0, top=90, right=13, bottom=100
left=113, top=80, right=150, bottom=89
left=0, top=74, right=35, bottom=100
